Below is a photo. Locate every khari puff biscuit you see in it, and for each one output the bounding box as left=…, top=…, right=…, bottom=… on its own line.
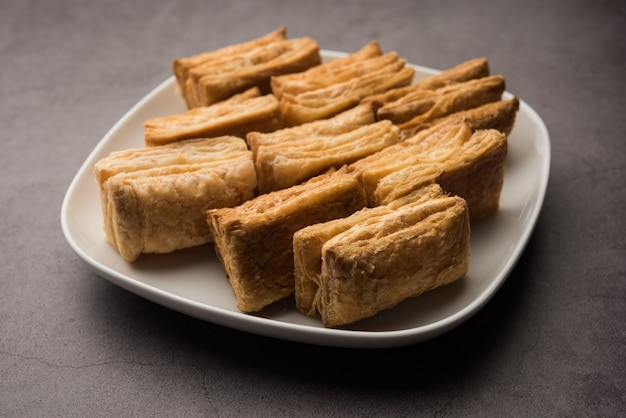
left=349, top=120, right=507, bottom=221
left=375, top=124, right=507, bottom=221
left=247, top=104, right=378, bottom=193
left=173, top=27, right=287, bottom=107
left=362, top=57, right=490, bottom=112
left=144, top=88, right=282, bottom=146
left=270, top=41, right=384, bottom=99
left=253, top=118, right=399, bottom=194
left=206, top=169, right=367, bottom=313
left=349, top=120, right=471, bottom=202
left=294, top=183, right=446, bottom=317
left=279, top=58, right=415, bottom=126
left=376, top=75, right=506, bottom=127
left=185, top=36, right=321, bottom=108
left=295, top=187, right=470, bottom=328
left=94, top=137, right=256, bottom=262
left=399, top=96, right=520, bottom=140
left=246, top=103, right=376, bottom=158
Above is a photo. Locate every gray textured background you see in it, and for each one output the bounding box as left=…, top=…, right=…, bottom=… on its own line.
left=2, top=0, right=625, bottom=416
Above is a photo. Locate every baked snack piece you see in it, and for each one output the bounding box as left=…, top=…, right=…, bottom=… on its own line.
left=376, top=75, right=506, bottom=127
left=294, top=183, right=446, bottom=317
left=349, top=120, right=507, bottom=221
left=206, top=169, right=367, bottom=312
left=399, top=96, right=520, bottom=140
left=144, top=89, right=282, bottom=146
left=173, top=27, right=287, bottom=108
left=270, top=41, right=384, bottom=99
left=246, top=102, right=376, bottom=158
left=253, top=117, right=399, bottom=194
left=183, top=35, right=321, bottom=108
left=378, top=124, right=507, bottom=220
left=94, top=137, right=256, bottom=262
left=349, top=120, right=466, bottom=203
left=294, top=186, right=470, bottom=328
left=279, top=54, right=415, bottom=126
left=363, top=57, right=490, bottom=113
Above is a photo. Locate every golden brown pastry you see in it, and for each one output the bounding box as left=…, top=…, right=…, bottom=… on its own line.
left=349, top=120, right=507, bottom=221
left=294, top=189, right=470, bottom=328
left=377, top=126, right=507, bottom=221
left=363, top=57, right=490, bottom=112
left=246, top=103, right=376, bottom=159
left=173, top=27, right=287, bottom=108
left=377, top=75, right=506, bottom=126
left=399, top=96, right=520, bottom=140
left=94, top=137, right=256, bottom=262
left=185, top=36, right=321, bottom=108
left=254, top=119, right=399, bottom=194
left=270, top=41, right=384, bottom=99
left=293, top=183, right=446, bottom=317
left=206, top=169, right=367, bottom=313
left=412, top=57, right=490, bottom=90
left=144, top=92, right=282, bottom=146
left=348, top=121, right=464, bottom=203
left=280, top=59, right=415, bottom=126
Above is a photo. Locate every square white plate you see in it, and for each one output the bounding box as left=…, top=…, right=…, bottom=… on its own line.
left=61, top=51, right=550, bottom=348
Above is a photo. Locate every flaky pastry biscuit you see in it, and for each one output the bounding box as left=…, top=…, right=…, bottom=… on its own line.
left=399, top=97, right=520, bottom=140
left=377, top=75, right=506, bottom=126
left=206, top=169, right=367, bottom=313
left=144, top=91, right=282, bottom=146
left=254, top=119, right=399, bottom=194
left=375, top=124, right=507, bottom=221
left=246, top=103, right=376, bottom=158
left=349, top=120, right=507, bottom=221
left=173, top=27, right=287, bottom=108
left=363, top=57, right=490, bottom=112
left=348, top=121, right=468, bottom=202
left=280, top=59, right=415, bottom=126
left=295, top=188, right=470, bottom=328
left=94, top=137, right=256, bottom=262
left=270, top=41, right=384, bottom=99
left=294, top=183, right=446, bottom=317
left=186, top=36, right=321, bottom=108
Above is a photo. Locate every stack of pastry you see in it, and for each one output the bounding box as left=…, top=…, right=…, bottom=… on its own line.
left=248, top=104, right=398, bottom=193
left=206, top=169, right=367, bottom=312
left=92, top=27, right=520, bottom=327
left=349, top=120, right=508, bottom=221
left=362, top=57, right=519, bottom=138
left=293, top=184, right=470, bottom=327
left=144, top=87, right=283, bottom=147
left=173, top=27, right=321, bottom=108
left=94, top=137, right=256, bottom=262
left=273, top=41, right=415, bottom=126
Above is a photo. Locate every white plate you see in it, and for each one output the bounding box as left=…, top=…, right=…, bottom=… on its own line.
left=61, top=51, right=550, bottom=348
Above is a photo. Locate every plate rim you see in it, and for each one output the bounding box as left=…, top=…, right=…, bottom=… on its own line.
left=61, top=49, right=551, bottom=348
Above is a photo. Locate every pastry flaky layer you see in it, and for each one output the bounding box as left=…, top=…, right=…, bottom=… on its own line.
left=144, top=87, right=283, bottom=147
left=349, top=120, right=508, bottom=221
left=206, top=169, right=367, bottom=313
left=94, top=137, right=257, bottom=262
left=276, top=46, right=416, bottom=127
left=173, top=27, right=321, bottom=108
left=173, top=27, right=287, bottom=108
left=294, top=184, right=470, bottom=328
left=249, top=104, right=398, bottom=194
